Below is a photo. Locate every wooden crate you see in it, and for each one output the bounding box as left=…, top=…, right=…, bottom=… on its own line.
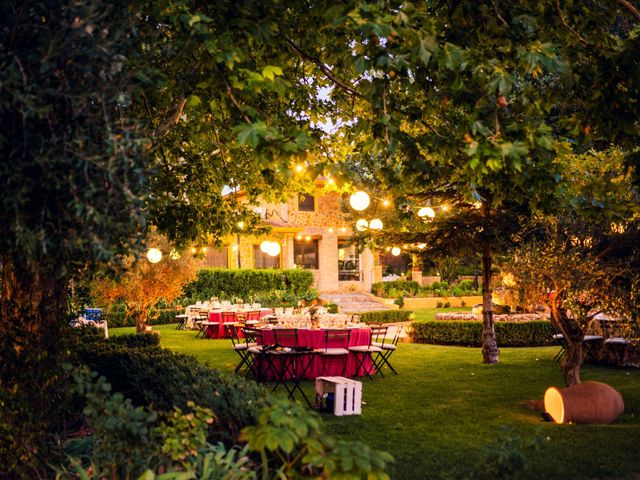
left=315, top=376, right=362, bottom=416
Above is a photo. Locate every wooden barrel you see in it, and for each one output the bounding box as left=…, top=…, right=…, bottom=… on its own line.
left=544, top=381, right=624, bottom=424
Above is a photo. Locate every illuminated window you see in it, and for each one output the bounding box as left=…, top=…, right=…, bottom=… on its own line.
left=298, top=194, right=315, bottom=212
left=294, top=239, right=319, bottom=269
left=253, top=245, right=280, bottom=269
left=203, top=246, right=228, bottom=268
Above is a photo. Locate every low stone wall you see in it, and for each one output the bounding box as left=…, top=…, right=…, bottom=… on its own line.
left=434, top=312, right=547, bottom=322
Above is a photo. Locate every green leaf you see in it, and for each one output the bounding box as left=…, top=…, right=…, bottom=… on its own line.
left=262, top=65, right=283, bottom=81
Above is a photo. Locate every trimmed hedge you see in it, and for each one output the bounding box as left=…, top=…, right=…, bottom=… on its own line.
left=359, top=310, right=414, bottom=324
left=72, top=334, right=272, bottom=443
left=182, top=268, right=314, bottom=301
left=411, top=320, right=556, bottom=347
left=372, top=279, right=479, bottom=298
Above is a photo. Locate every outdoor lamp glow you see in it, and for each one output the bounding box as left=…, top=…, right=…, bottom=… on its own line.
left=391, top=247, right=401, bottom=256
left=417, top=243, right=427, bottom=250
left=259, top=240, right=271, bottom=253
left=355, top=219, right=369, bottom=231
left=349, top=191, right=371, bottom=211
left=268, top=242, right=281, bottom=256
left=369, top=218, right=383, bottom=230
left=146, top=248, right=162, bottom=263
left=417, top=207, right=436, bottom=219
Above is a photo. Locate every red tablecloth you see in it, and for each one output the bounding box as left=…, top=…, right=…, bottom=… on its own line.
left=205, top=309, right=273, bottom=339
left=257, top=327, right=373, bottom=379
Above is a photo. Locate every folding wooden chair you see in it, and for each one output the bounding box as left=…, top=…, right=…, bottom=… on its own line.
left=266, top=328, right=316, bottom=407
left=372, top=325, right=403, bottom=375
left=314, top=329, right=351, bottom=377
left=226, top=324, right=255, bottom=375
left=348, top=326, right=387, bottom=381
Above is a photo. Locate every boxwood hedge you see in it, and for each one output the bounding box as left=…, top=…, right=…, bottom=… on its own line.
left=182, top=268, right=314, bottom=301
left=411, top=320, right=556, bottom=347
left=359, top=310, right=414, bottom=324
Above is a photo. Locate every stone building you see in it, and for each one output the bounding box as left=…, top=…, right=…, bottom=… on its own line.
left=201, top=190, right=381, bottom=293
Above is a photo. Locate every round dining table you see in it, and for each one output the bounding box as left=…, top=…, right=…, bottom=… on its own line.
left=205, top=308, right=273, bottom=339
left=256, top=327, right=374, bottom=379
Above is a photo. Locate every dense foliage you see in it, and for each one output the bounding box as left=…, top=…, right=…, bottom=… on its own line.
left=360, top=310, right=414, bottom=324
left=372, top=280, right=479, bottom=298
left=182, top=268, right=315, bottom=302
left=411, top=321, right=555, bottom=347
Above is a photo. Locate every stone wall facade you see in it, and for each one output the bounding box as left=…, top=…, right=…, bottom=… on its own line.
left=208, top=191, right=376, bottom=294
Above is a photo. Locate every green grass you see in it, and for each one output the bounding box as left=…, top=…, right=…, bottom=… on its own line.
left=112, top=315, right=640, bottom=480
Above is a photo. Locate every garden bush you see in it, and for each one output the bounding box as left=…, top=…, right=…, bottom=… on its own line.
left=360, top=310, right=414, bottom=324
left=182, top=268, right=315, bottom=302
left=411, top=321, right=556, bottom=347
left=72, top=335, right=271, bottom=443
left=57, top=370, right=391, bottom=480
left=373, top=279, right=479, bottom=298
left=372, top=280, right=420, bottom=297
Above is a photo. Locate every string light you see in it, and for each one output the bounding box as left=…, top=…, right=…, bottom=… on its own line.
left=356, top=219, right=369, bottom=231
left=349, top=191, right=371, bottom=211
left=417, top=207, right=435, bottom=219
left=237, top=221, right=244, bottom=229
left=146, top=248, right=162, bottom=263
left=369, top=218, right=383, bottom=230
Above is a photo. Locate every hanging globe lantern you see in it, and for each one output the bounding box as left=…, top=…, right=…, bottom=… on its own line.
left=146, top=248, right=162, bottom=263
left=391, top=247, right=401, bottom=256
left=259, top=240, right=271, bottom=253
left=265, top=241, right=281, bottom=257
left=355, top=219, right=369, bottom=231
left=417, top=207, right=436, bottom=219
left=349, top=191, right=371, bottom=211
left=369, top=218, right=383, bottom=230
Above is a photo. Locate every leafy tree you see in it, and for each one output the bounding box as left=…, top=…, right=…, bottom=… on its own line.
left=91, top=236, right=198, bottom=332
left=335, top=1, right=640, bottom=364
left=505, top=149, right=639, bottom=385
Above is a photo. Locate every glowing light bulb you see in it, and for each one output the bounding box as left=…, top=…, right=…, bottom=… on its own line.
left=369, top=218, right=383, bottom=230
left=349, top=191, right=370, bottom=211
left=418, top=207, right=435, bottom=219
left=356, top=219, right=369, bottom=231
left=146, top=248, right=162, bottom=263
left=391, top=247, right=401, bottom=256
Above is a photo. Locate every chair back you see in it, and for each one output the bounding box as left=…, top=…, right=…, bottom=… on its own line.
left=370, top=326, right=389, bottom=347
left=221, top=311, right=237, bottom=323
left=385, top=325, right=403, bottom=346
left=273, top=328, right=299, bottom=348
left=322, top=329, right=351, bottom=352
left=225, top=324, right=243, bottom=347
left=242, top=326, right=263, bottom=345
left=245, top=310, right=262, bottom=322
left=198, top=310, right=210, bottom=320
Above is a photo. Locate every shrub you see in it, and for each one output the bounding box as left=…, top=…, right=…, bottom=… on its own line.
left=443, top=301, right=451, bottom=308
left=182, top=268, right=314, bottom=302
left=436, top=301, right=443, bottom=308
left=458, top=279, right=475, bottom=291
left=394, top=296, right=405, bottom=309
left=72, top=337, right=271, bottom=443
left=58, top=371, right=392, bottom=480
left=359, top=310, right=414, bottom=324
left=371, top=280, right=420, bottom=298
left=108, top=333, right=161, bottom=349
left=325, top=303, right=339, bottom=313
left=410, top=321, right=556, bottom=347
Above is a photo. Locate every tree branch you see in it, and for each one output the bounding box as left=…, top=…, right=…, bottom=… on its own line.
left=285, top=37, right=363, bottom=99
left=556, top=0, right=588, bottom=45
left=154, top=94, right=186, bottom=138
left=616, top=0, right=640, bottom=22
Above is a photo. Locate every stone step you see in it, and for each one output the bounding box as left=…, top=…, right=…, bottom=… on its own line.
left=320, top=293, right=393, bottom=313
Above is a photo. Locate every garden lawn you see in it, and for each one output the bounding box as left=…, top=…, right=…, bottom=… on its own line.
left=113, top=319, right=640, bottom=480
left=411, top=307, right=471, bottom=322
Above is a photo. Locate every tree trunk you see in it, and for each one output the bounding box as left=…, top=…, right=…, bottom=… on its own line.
left=0, top=256, right=70, bottom=474
left=561, top=340, right=583, bottom=386
left=481, top=246, right=500, bottom=364
left=549, top=299, right=584, bottom=386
